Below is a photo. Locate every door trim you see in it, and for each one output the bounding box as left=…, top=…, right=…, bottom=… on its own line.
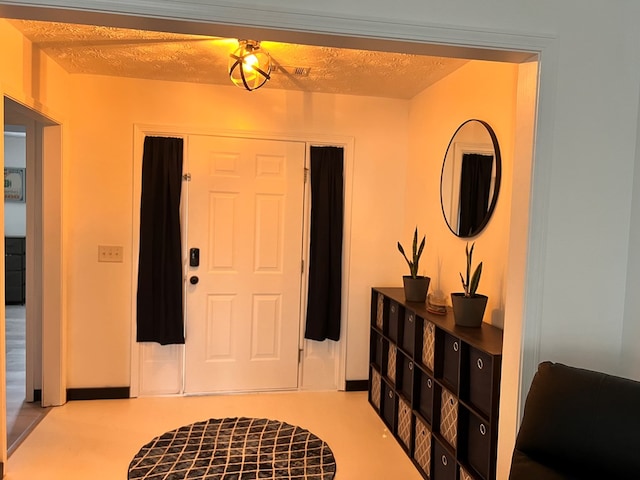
left=131, top=124, right=354, bottom=396
left=1, top=96, right=63, bottom=465
left=298, top=142, right=353, bottom=390
left=130, top=126, right=187, bottom=397
left=3, top=99, right=64, bottom=408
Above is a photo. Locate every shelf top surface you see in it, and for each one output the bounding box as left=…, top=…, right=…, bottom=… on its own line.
left=373, top=287, right=503, bottom=356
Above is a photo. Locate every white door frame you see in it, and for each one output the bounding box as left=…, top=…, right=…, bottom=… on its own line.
left=3, top=110, right=39, bottom=404
left=131, top=125, right=354, bottom=396
left=3, top=98, right=64, bottom=409
left=1, top=96, right=64, bottom=470
left=130, top=126, right=187, bottom=397
left=298, top=142, right=352, bottom=391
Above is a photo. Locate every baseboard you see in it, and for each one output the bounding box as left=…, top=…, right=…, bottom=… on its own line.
left=34, top=389, right=42, bottom=402
left=345, top=380, right=368, bottom=392
left=66, top=387, right=130, bottom=401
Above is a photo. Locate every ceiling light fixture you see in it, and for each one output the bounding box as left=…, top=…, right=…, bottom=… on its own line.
left=229, top=40, right=271, bottom=91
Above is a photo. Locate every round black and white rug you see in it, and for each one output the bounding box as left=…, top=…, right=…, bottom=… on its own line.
left=128, top=417, right=337, bottom=480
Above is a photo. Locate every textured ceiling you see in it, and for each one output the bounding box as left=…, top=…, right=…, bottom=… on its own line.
left=8, top=19, right=468, bottom=99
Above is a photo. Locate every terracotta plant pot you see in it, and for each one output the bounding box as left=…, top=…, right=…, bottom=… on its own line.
left=403, top=276, right=430, bottom=303
left=451, top=293, right=488, bottom=327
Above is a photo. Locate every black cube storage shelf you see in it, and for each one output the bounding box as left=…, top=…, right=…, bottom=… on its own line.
left=5, top=236, right=26, bottom=305
left=368, top=287, right=502, bottom=480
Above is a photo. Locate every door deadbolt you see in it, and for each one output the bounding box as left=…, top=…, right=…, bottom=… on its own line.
left=189, top=276, right=199, bottom=285
left=189, top=248, right=200, bottom=267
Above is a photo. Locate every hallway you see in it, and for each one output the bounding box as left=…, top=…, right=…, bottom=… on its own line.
left=4, top=305, right=48, bottom=455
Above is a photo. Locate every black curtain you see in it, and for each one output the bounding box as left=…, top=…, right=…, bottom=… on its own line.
left=458, top=153, right=493, bottom=237
left=136, top=136, right=185, bottom=345
left=304, top=146, right=344, bottom=341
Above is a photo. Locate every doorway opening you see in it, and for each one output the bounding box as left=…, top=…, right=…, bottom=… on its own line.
left=3, top=107, right=43, bottom=454
left=3, top=123, right=45, bottom=456
left=3, top=96, right=64, bottom=454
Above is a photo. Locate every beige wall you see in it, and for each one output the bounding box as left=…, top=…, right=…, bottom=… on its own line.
left=406, top=60, right=518, bottom=326
left=0, top=18, right=518, bottom=391
left=0, top=20, right=70, bottom=120
left=0, top=16, right=71, bottom=460
left=1, top=15, right=519, bottom=390
left=406, top=59, right=520, bottom=477
left=64, top=74, right=410, bottom=386
left=0, top=15, right=411, bottom=390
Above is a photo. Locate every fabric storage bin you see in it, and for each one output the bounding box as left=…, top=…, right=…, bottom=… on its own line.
left=371, top=332, right=385, bottom=371
left=464, top=409, right=491, bottom=479
left=376, top=292, right=384, bottom=330
left=417, top=368, right=434, bottom=424
left=442, top=333, right=460, bottom=391
left=388, top=300, right=400, bottom=341
left=387, top=344, right=397, bottom=384
left=370, top=368, right=381, bottom=411
left=433, top=440, right=456, bottom=480
left=399, top=353, right=414, bottom=401
left=459, top=466, right=476, bottom=480
left=414, top=416, right=432, bottom=476
left=382, top=382, right=396, bottom=429
left=467, top=346, right=493, bottom=417
left=422, top=321, right=435, bottom=371
left=402, top=310, right=416, bottom=355
left=397, top=397, right=412, bottom=450
left=440, top=388, right=458, bottom=448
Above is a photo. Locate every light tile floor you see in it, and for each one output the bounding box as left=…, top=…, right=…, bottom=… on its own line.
left=5, top=391, right=424, bottom=480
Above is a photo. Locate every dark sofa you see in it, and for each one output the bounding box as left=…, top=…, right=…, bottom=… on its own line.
left=509, top=361, right=640, bottom=479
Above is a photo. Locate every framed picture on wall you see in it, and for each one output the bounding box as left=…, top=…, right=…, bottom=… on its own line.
left=4, top=167, right=25, bottom=202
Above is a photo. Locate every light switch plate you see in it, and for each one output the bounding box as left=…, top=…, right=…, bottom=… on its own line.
left=98, top=245, right=123, bottom=263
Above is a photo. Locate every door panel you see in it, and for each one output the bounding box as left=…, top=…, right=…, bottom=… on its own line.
left=184, top=135, right=305, bottom=393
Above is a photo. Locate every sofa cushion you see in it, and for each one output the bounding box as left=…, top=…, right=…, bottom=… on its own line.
left=510, top=361, right=640, bottom=479
left=509, top=450, right=569, bottom=480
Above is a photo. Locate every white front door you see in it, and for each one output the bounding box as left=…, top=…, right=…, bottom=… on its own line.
left=184, top=135, right=305, bottom=393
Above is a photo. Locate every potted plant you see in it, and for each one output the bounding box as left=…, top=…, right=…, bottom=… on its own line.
left=397, top=227, right=430, bottom=302
left=451, top=242, right=488, bottom=327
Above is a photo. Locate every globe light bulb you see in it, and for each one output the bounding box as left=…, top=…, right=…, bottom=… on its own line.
left=229, top=40, right=271, bottom=91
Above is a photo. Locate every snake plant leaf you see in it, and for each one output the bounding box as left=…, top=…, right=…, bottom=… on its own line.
left=469, top=262, right=483, bottom=296
left=416, top=236, right=425, bottom=263
left=412, top=228, right=418, bottom=259
left=459, top=272, right=467, bottom=295
left=461, top=242, right=482, bottom=296
left=398, top=241, right=414, bottom=276
left=465, top=242, right=473, bottom=288
left=398, top=227, right=426, bottom=279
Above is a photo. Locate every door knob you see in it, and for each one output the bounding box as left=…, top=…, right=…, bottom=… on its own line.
left=189, top=276, right=199, bottom=285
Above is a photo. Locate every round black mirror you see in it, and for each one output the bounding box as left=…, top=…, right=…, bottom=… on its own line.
left=440, top=119, right=501, bottom=238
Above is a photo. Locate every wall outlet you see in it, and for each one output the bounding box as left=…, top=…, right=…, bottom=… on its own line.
left=98, top=245, right=123, bottom=263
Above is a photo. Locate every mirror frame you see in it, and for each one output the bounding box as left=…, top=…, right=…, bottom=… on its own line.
left=439, top=119, right=502, bottom=238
